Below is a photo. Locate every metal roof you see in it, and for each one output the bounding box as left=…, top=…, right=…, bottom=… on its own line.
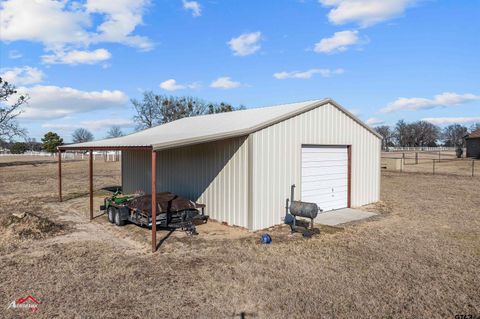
left=466, top=128, right=480, bottom=139
left=60, top=98, right=381, bottom=151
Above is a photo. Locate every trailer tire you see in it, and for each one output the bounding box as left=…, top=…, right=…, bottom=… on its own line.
left=107, top=207, right=115, bottom=224
left=114, top=209, right=125, bottom=226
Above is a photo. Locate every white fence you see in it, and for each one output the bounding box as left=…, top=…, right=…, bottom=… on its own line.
left=0, top=151, right=120, bottom=161
left=385, top=147, right=462, bottom=152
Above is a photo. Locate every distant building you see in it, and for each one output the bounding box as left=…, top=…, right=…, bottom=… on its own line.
left=466, top=128, right=480, bottom=158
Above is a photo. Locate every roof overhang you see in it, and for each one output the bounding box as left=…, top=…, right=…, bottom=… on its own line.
left=58, top=145, right=152, bottom=151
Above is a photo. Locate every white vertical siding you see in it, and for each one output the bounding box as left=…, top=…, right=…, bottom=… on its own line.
left=122, top=137, right=249, bottom=228
left=250, top=103, right=381, bottom=230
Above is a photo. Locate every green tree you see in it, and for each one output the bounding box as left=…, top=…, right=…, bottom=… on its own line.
left=10, top=142, right=28, bottom=154
left=42, top=132, right=63, bottom=153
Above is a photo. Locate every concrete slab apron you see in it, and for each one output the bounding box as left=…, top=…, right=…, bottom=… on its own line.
left=315, top=208, right=376, bottom=226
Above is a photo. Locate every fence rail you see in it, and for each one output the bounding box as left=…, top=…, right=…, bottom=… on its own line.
left=385, top=146, right=464, bottom=152
left=0, top=151, right=120, bottom=161
left=382, top=156, right=477, bottom=177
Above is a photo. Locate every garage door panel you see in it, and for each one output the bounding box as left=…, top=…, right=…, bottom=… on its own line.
left=301, top=146, right=348, bottom=212
left=302, top=166, right=347, bottom=176
left=301, top=173, right=346, bottom=183
left=302, top=160, right=347, bottom=169
left=302, top=179, right=347, bottom=189
left=302, top=147, right=347, bottom=154
left=302, top=185, right=348, bottom=195
left=302, top=190, right=348, bottom=202
left=302, top=153, right=347, bottom=160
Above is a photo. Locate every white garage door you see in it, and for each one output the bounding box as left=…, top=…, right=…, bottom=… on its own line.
left=301, top=146, right=348, bottom=212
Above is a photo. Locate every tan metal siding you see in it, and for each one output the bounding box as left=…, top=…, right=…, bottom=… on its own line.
left=250, top=103, right=381, bottom=230
left=122, top=137, right=249, bottom=228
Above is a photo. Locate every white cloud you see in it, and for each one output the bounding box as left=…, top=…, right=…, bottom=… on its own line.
left=0, top=66, right=44, bottom=85
left=0, top=0, right=90, bottom=47
left=422, top=117, right=480, bottom=126
left=366, top=117, right=384, bottom=126
left=273, top=68, right=344, bottom=79
left=381, top=92, right=480, bottom=113
left=16, top=85, right=128, bottom=120
left=0, top=0, right=152, bottom=63
left=183, top=0, right=201, bottom=17
left=227, top=32, right=262, bottom=56
left=314, top=30, right=360, bottom=54
left=159, top=79, right=200, bottom=91
left=43, top=118, right=134, bottom=132
left=319, top=0, right=418, bottom=27
left=42, top=48, right=112, bottom=65
left=85, top=0, right=153, bottom=51
left=210, top=77, right=242, bottom=89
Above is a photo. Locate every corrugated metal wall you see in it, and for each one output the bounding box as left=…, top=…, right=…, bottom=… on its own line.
left=249, top=102, right=381, bottom=230
left=122, top=137, right=249, bottom=228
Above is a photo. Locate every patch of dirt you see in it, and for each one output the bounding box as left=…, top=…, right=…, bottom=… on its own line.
left=1, top=211, right=66, bottom=240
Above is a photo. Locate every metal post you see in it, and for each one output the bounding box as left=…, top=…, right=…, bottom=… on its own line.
left=89, top=149, right=93, bottom=220
left=151, top=150, right=157, bottom=253
left=472, top=160, right=475, bottom=177
left=58, top=149, right=62, bottom=202
left=415, top=152, right=418, bottom=165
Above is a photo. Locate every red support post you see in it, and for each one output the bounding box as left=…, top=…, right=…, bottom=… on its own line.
left=151, top=150, right=157, bottom=253
left=89, top=149, right=93, bottom=220
left=58, top=149, right=62, bottom=202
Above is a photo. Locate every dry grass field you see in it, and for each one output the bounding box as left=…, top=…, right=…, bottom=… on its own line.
left=0, top=156, right=479, bottom=318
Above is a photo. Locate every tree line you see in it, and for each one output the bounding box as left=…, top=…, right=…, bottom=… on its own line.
left=374, top=120, right=480, bottom=150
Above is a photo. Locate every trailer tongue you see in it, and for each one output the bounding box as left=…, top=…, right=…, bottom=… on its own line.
left=101, top=192, right=208, bottom=234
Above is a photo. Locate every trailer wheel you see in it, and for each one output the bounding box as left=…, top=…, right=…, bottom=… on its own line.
left=107, top=207, right=115, bottom=224
left=114, top=209, right=125, bottom=226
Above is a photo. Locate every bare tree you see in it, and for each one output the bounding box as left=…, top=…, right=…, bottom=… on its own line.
left=470, top=123, right=480, bottom=132
left=393, top=120, right=439, bottom=147
left=0, top=77, right=29, bottom=141
left=393, top=120, right=410, bottom=146
left=410, top=121, right=440, bottom=147
left=374, top=125, right=393, bottom=150
left=106, top=126, right=124, bottom=138
left=159, top=96, right=207, bottom=124
left=442, top=124, right=468, bottom=147
left=131, top=92, right=245, bottom=130
left=131, top=91, right=162, bottom=130
left=72, top=128, right=94, bottom=143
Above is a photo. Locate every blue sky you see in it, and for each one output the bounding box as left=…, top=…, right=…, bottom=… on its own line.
left=0, top=0, right=479, bottom=142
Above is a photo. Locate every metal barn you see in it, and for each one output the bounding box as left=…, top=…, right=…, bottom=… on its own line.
left=59, top=99, right=382, bottom=251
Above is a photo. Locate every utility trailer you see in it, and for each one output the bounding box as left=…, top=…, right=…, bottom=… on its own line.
left=100, top=191, right=208, bottom=234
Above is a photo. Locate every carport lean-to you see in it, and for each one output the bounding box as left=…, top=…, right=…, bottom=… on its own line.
left=57, top=146, right=159, bottom=252
left=57, top=98, right=382, bottom=253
